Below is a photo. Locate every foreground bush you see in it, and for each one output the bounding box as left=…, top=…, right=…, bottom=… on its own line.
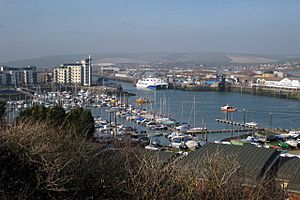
left=0, top=121, right=286, bottom=199
left=0, top=101, right=6, bottom=125
left=18, top=105, right=95, bottom=138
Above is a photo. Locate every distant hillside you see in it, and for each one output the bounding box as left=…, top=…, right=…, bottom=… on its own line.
left=1, top=52, right=300, bottom=68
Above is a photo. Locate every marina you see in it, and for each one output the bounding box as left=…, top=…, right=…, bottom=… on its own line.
left=2, top=0, right=300, bottom=198
left=109, top=80, right=300, bottom=130
left=6, top=78, right=300, bottom=152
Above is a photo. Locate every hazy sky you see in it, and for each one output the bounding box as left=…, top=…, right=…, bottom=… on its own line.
left=1, top=0, right=300, bottom=62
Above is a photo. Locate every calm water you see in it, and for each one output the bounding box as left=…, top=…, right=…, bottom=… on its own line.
left=97, top=80, right=300, bottom=141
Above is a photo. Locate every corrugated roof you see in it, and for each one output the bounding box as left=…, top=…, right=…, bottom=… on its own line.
left=181, top=143, right=280, bottom=180
left=277, top=157, right=300, bottom=181
left=277, top=157, right=300, bottom=192
left=288, top=169, right=300, bottom=192
left=146, top=150, right=176, bottom=164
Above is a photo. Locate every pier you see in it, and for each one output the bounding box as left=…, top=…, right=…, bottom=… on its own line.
left=215, top=118, right=259, bottom=128
left=184, top=118, right=265, bottom=135
left=186, top=128, right=264, bottom=134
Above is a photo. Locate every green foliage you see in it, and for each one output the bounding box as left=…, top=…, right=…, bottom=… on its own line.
left=0, top=122, right=102, bottom=199
left=65, top=107, right=95, bottom=138
left=47, top=106, right=66, bottom=125
left=18, top=105, right=94, bottom=139
left=18, top=105, right=48, bottom=122
left=0, top=101, right=6, bottom=122
left=0, top=121, right=286, bottom=199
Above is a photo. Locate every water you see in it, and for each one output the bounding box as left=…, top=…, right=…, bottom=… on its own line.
left=9, top=79, right=300, bottom=142
left=100, top=80, right=300, bottom=141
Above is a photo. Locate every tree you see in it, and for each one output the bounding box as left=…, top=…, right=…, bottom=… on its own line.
left=18, top=105, right=47, bottom=122
left=46, top=106, right=66, bottom=126
left=65, top=107, right=95, bottom=138
left=18, top=105, right=95, bottom=139
left=0, top=101, right=6, bottom=125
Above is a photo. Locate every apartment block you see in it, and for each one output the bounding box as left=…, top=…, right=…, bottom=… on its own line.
left=53, top=55, right=92, bottom=86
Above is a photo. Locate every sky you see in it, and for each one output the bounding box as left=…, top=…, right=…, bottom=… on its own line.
left=0, top=0, right=300, bottom=62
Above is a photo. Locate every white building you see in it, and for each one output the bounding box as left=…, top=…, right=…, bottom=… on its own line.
left=53, top=55, right=92, bottom=86
left=274, top=71, right=285, bottom=78
left=81, top=54, right=92, bottom=86
left=253, top=78, right=300, bottom=90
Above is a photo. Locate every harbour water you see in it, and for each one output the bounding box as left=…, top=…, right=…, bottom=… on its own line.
left=94, top=80, right=300, bottom=141
left=7, top=79, right=300, bottom=142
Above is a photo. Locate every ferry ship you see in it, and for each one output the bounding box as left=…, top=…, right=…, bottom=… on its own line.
left=220, top=104, right=237, bottom=112
left=136, top=78, right=169, bottom=89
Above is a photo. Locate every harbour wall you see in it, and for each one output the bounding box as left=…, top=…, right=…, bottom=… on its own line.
left=230, top=85, right=300, bottom=100
left=94, top=74, right=300, bottom=100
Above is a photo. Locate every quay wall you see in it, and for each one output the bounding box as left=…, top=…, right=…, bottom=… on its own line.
left=94, top=74, right=300, bottom=100
left=172, top=84, right=218, bottom=91
left=230, top=85, right=300, bottom=100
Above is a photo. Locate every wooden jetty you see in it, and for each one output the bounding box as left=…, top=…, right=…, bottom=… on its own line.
left=215, top=118, right=258, bottom=128
left=185, top=118, right=265, bottom=134
left=186, top=128, right=264, bottom=134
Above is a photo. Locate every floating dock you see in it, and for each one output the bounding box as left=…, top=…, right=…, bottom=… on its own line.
left=215, top=118, right=258, bottom=128
left=186, top=128, right=264, bottom=134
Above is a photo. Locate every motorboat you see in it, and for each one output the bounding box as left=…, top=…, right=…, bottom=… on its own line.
left=286, top=139, right=298, bottom=148
left=175, top=124, right=191, bottom=132
left=245, top=121, right=258, bottom=128
left=220, top=104, right=237, bottom=112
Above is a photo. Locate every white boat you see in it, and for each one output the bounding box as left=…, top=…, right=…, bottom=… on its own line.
left=170, top=135, right=193, bottom=149
left=186, top=127, right=207, bottom=133
left=136, top=77, right=168, bottom=89
left=175, top=124, right=191, bottom=132
left=145, top=145, right=159, bottom=151
left=286, top=139, right=298, bottom=148
left=185, top=140, right=199, bottom=150
left=245, top=121, right=258, bottom=128
left=289, top=130, right=300, bottom=137
left=220, top=104, right=237, bottom=112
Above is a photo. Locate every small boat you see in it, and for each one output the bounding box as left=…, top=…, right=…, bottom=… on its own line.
left=136, top=97, right=153, bottom=104
left=245, top=121, right=258, bottom=128
left=175, top=124, right=191, bottom=132
left=186, top=127, right=207, bottom=133
left=185, top=140, right=199, bottom=150
left=170, top=135, right=193, bottom=149
left=145, top=145, right=159, bottom=151
left=136, top=97, right=145, bottom=104
left=286, top=139, right=298, bottom=148
left=220, top=104, right=237, bottom=112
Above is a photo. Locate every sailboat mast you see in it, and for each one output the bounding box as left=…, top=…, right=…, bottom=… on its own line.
left=193, top=95, right=195, bottom=128
left=180, top=101, right=183, bottom=123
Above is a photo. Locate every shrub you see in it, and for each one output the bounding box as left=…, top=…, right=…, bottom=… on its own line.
left=0, top=121, right=286, bottom=199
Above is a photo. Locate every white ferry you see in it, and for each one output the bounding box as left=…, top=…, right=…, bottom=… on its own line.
left=136, top=77, right=169, bottom=89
